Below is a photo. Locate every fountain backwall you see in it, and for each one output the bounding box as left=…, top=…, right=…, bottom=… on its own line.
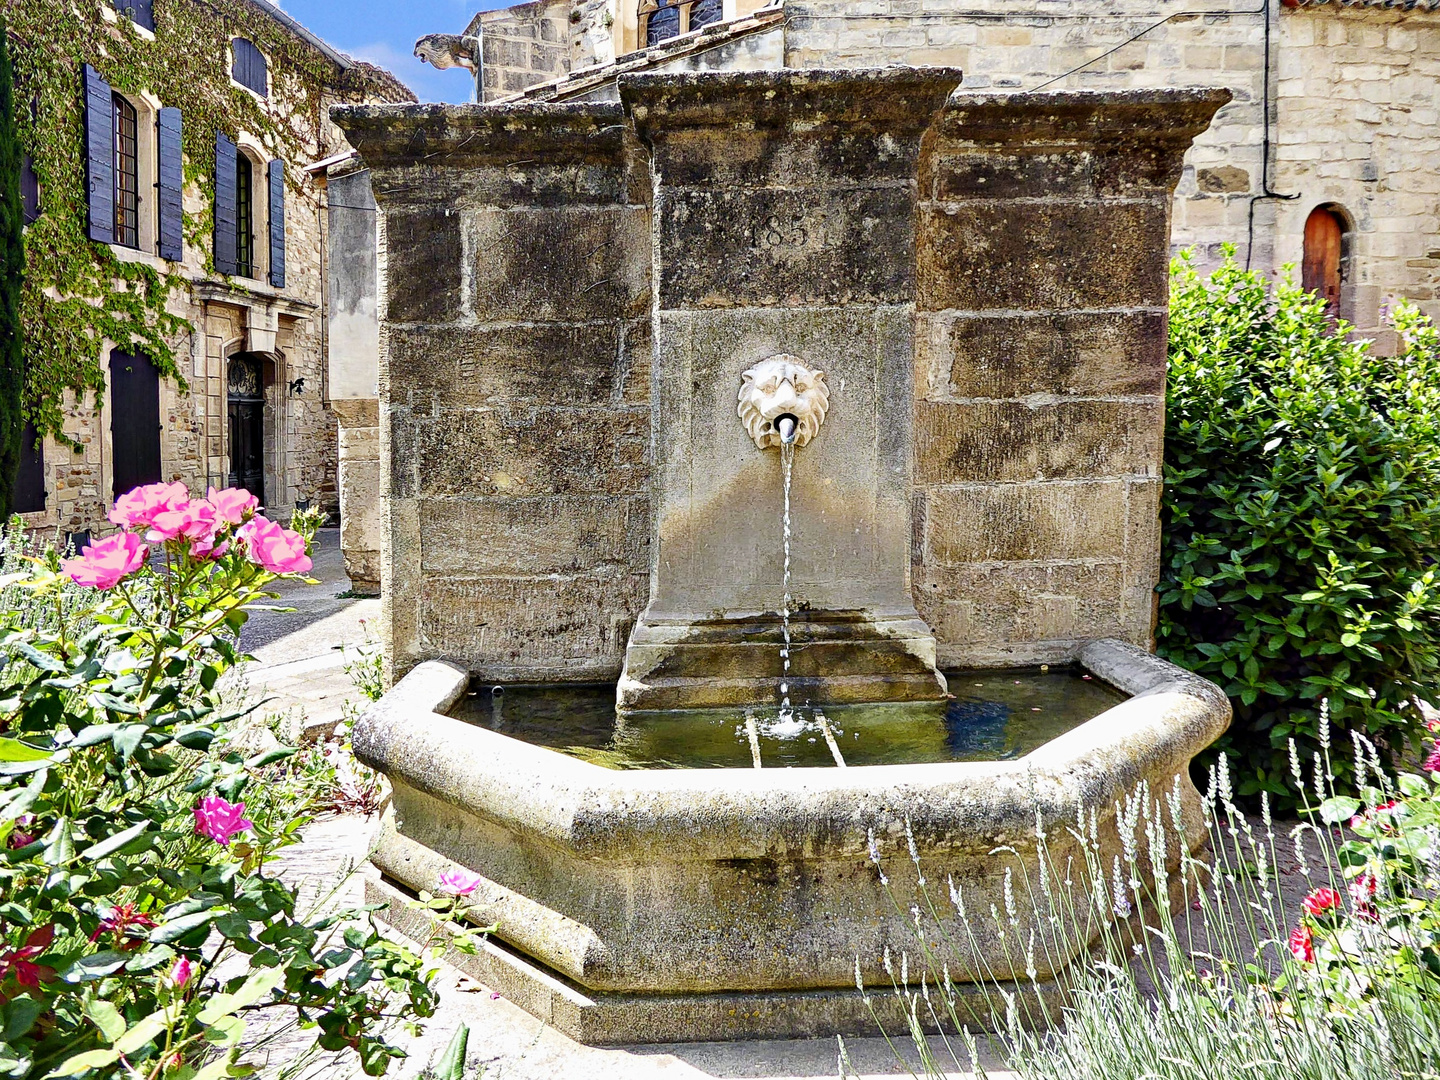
left=336, top=76, right=1229, bottom=691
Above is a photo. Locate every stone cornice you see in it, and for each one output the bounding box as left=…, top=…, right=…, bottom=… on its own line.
left=330, top=102, right=627, bottom=168
left=939, top=88, right=1235, bottom=147
left=620, top=68, right=964, bottom=143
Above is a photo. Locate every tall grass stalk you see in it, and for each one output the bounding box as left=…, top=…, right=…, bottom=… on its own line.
left=845, top=723, right=1440, bottom=1080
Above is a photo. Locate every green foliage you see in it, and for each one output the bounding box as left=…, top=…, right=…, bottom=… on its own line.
left=1159, top=249, right=1440, bottom=807
left=2, top=0, right=366, bottom=445
left=0, top=520, right=447, bottom=1079
left=0, top=22, right=23, bottom=516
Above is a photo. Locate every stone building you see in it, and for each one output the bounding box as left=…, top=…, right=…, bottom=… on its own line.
left=12, top=0, right=412, bottom=545
left=422, top=0, right=1440, bottom=347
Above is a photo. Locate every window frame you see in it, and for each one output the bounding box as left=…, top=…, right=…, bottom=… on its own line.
left=112, top=92, right=141, bottom=249
left=230, top=38, right=269, bottom=99
left=235, top=150, right=255, bottom=278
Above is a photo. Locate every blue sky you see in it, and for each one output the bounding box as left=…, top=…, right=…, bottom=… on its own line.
left=277, top=0, right=508, bottom=103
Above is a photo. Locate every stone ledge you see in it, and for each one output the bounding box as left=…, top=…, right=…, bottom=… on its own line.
left=365, top=875, right=1061, bottom=1044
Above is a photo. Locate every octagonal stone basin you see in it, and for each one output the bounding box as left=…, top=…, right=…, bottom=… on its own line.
left=354, top=639, right=1228, bottom=1043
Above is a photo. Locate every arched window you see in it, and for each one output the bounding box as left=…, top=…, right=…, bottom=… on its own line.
left=232, top=38, right=268, bottom=97
left=1302, top=205, right=1350, bottom=319
left=112, top=93, right=139, bottom=249
left=643, top=0, right=682, bottom=46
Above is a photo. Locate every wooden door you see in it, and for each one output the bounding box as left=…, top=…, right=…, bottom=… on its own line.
left=227, top=355, right=265, bottom=503
left=1303, top=207, right=1343, bottom=315
left=110, top=349, right=162, bottom=499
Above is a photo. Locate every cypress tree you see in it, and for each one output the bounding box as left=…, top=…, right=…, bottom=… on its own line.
left=0, top=21, right=23, bottom=519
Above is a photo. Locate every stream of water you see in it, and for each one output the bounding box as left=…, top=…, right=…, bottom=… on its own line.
left=778, top=439, right=794, bottom=729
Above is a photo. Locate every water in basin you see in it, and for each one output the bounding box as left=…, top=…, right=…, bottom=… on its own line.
left=449, top=667, right=1124, bottom=769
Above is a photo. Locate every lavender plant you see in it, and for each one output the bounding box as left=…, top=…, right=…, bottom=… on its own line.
left=846, top=709, right=1440, bottom=1080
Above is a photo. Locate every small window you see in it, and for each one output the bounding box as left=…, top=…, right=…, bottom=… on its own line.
left=232, top=38, right=268, bottom=97
left=119, top=0, right=155, bottom=32
left=235, top=152, right=255, bottom=278
left=1302, top=205, right=1349, bottom=319
left=112, top=93, right=139, bottom=249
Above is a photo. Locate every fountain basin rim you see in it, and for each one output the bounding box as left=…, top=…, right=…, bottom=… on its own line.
left=354, top=639, right=1230, bottom=863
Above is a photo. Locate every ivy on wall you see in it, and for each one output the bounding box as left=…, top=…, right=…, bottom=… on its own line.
left=4, top=0, right=352, bottom=446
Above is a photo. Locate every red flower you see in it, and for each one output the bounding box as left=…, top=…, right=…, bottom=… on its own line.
left=1302, top=887, right=1342, bottom=917
left=1288, top=924, right=1315, bottom=963
left=89, top=903, right=157, bottom=950
left=0, top=924, right=57, bottom=996
left=1424, top=741, right=1440, bottom=774
left=1350, top=800, right=1399, bottom=831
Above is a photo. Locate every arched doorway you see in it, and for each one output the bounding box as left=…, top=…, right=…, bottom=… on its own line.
left=1302, top=205, right=1349, bottom=318
left=227, top=353, right=266, bottom=502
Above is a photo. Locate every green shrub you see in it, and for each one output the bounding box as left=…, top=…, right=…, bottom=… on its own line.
left=1159, top=249, right=1440, bottom=806
left=0, top=487, right=467, bottom=1079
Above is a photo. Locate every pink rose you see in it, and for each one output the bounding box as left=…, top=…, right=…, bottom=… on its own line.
left=237, top=516, right=312, bottom=575
left=146, top=500, right=219, bottom=545
left=108, top=482, right=189, bottom=530
left=1424, top=741, right=1440, bottom=774
left=192, top=795, right=253, bottom=847
left=1301, top=887, right=1342, bottom=918
left=206, top=486, right=259, bottom=525
left=61, top=532, right=149, bottom=590
left=169, top=957, right=193, bottom=987
left=189, top=536, right=229, bottom=561
left=437, top=868, right=483, bottom=896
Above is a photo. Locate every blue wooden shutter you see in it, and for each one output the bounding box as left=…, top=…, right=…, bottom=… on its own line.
left=156, top=107, right=183, bottom=261
left=20, top=154, right=39, bottom=224
left=83, top=64, right=114, bottom=244
left=267, top=159, right=285, bottom=288
left=120, top=0, right=155, bottom=32
left=213, top=133, right=238, bottom=275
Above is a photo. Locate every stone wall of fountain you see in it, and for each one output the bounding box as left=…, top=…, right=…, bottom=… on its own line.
left=335, top=74, right=1229, bottom=699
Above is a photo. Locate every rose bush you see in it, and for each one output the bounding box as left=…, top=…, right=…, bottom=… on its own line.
left=0, top=486, right=443, bottom=1079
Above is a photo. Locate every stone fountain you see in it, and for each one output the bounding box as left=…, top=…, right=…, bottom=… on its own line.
left=334, top=71, right=1232, bottom=1043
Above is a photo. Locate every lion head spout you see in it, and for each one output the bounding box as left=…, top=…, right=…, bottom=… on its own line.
left=737, top=355, right=830, bottom=450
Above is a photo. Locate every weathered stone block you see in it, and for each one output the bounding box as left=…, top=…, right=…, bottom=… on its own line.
left=387, top=323, right=638, bottom=410
left=930, top=150, right=1094, bottom=201
left=922, top=481, right=1128, bottom=564
left=917, top=199, right=1170, bottom=311
left=418, top=496, right=648, bottom=576
left=656, top=186, right=916, bottom=309
left=468, top=206, right=651, bottom=322
left=650, top=127, right=925, bottom=189
left=412, top=406, right=649, bottom=498
left=915, top=400, right=1163, bottom=483
left=384, top=209, right=462, bottom=323
left=917, top=310, right=1167, bottom=399
left=418, top=573, right=647, bottom=679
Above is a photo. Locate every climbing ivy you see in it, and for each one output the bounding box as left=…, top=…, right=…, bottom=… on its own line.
left=2, top=0, right=385, bottom=446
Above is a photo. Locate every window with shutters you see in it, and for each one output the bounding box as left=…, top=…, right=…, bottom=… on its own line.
left=231, top=38, right=268, bottom=98
left=235, top=151, right=255, bottom=278
left=1302, top=204, right=1351, bottom=322
left=112, top=93, right=139, bottom=249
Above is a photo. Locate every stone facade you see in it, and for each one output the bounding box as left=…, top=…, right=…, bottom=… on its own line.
left=17, top=7, right=412, bottom=544
left=448, top=0, right=1440, bottom=345
left=336, top=76, right=1225, bottom=686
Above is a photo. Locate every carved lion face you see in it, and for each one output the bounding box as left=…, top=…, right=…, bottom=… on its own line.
left=737, top=355, right=830, bottom=449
